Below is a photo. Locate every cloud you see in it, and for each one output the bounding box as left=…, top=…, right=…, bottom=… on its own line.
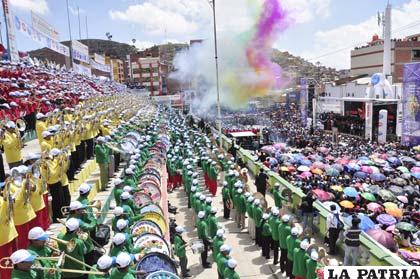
left=10, top=0, right=49, bottom=15
left=109, top=0, right=210, bottom=36
left=283, top=0, right=331, bottom=24
left=132, top=40, right=155, bottom=50
left=299, top=0, right=420, bottom=69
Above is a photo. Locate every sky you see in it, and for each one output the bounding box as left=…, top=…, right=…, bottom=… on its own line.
left=3, top=0, right=420, bottom=70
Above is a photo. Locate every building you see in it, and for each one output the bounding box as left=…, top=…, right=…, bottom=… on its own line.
left=110, top=58, right=124, bottom=83
left=351, top=34, right=420, bottom=82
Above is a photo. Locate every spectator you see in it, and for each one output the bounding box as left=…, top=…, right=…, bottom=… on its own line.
left=255, top=168, right=269, bottom=197
left=326, top=204, right=342, bottom=255
left=343, top=215, right=361, bottom=266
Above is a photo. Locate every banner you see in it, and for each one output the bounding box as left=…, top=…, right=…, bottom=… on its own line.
left=90, top=58, right=111, bottom=73
left=2, top=0, right=19, bottom=62
left=94, top=53, right=105, bottom=65
left=299, top=78, right=307, bottom=127
left=31, top=11, right=59, bottom=41
left=73, top=63, right=91, bottom=76
left=365, top=101, right=373, bottom=140
left=401, top=62, right=420, bottom=146
left=14, top=15, right=69, bottom=57
left=378, top=109, right=388, bottom=143
left=71, top=40, right=89, bottom=63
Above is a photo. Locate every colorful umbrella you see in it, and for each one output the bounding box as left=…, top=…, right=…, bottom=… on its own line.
left=343, top=187, right=359, bottom=198
left=325, top=155, right=335, bottom=161
left=367, top=202, right=383, bottom=212
left=411, top=172, right=420, bottom=179
left=396, top=195, right=408, bottom=203
left=370, top=173, right=386, bottom=182
left=300, top=171, right=312, bottom=178
left=318, top=147, right=329, bottom=154
left=297, top=165, right=310, bottom=172
left=330, top=185, right=343, bottom=192
left=366, top=184, right=381, bottom=194
left=392, top=177, right=407, bottom=186
left=366, top=229, right=396, bottom=250
left=345, top=162, right=361, bottom=172
left=383, top=202, right=398, bottom=209
left=361, top=166, right=373, bottom=174
left=376, top=214, right=397, bottom=225
left=312, top=189, right=332, bottom=201
left=300, top=159, right=312, bottom=167
left=359, top=159, right=374, bottom=166
left=410, top=166, right=420, bottom=173
left=339, top=200, right=354, bottom=209
left=395, top=222, right=417, bottom=232
left=312, top=161, right=325, bottom=169
left=403, top=185, right=418, bottom=196
left=326, top=168, right=340, bottom=177
left=335, top=159, right=349, bottom=165
left=387, top=157, right=401, bottom=166
left=280, top=166, right=289, bottom=172
left=388, top=186, right=404, bottom=196
left=369, top=166, right=380, bottom=173
left=361, top=192, right=376, bottom=202
left=311, top=168, right=323, bottom=175
left=398, top=249, right=420, bottom=262
left=323, top=201, right=341, bottom=211
left=385, top=207, right=403, bottom=219
left=261, top=145, right=275, bottom=154
left=288, top=166, right=296, bottom=172
left=401, top=173, right=412, bottom=180
left=378, top=189, right=396, bottom=201
left=332, top=163, right=344, bottom=171
left=358, top=215, right=376, bottom=232
left=354, top=171, right=367, bottom=179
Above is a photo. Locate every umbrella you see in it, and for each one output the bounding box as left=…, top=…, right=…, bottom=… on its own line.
left=403, top=185, right=418, bottom=196
left=400, top=156, right=416, bottom=164
left=343, top=187, right=359, bottom=198
left=297, top=165, right=310, bottom=172
left=323, top=201, right=341, bottom=211
left=411, top=166, right=420, bottom=173
left=369, top=166, right=380, bottom=173
left=335, top=159, right=349, bottom=165
left=385, top=207, right=403, bottom=219
left=361, top=166, right=373, bottom=174
left=325, top=155, right=335, bottom=161
left=332, top=163, right=344, bottom=171
left=326, top=168, right=340, bottom=177
left=312, top=189, right=332, bottom=201
left=395, top=222, right=417, bottom=232
left=269, top=157, right=278, bottom=165
left=398, top=250, right=420, bottom=262
left=309, top=154, right=323, bottom=161
left=372, top=158, right=387, bottom=166
left=330, top=185, right=343, bottom=192
left=300, top=159, right=312, bottom=167
left=378, top=189, right=396, bottom=201
left=367, top=202, right=384, bottom=212
left=370, top=173, right=386, bottom=182
left=383, top=202, right=398, bottom=209
left=411, top=172, right=420, bottom=179
left=288, top=166, right=296, bottom=172
left=312, top=161, right=325, bottom=169
left=273, top=143, right=286, bottom=150
left=367, top=184, right=381, bottom=194
left=358, top=156, right=369, bottom=161
left=311, top=168, right=323, bottom=175
left=280, top=166, right=289, bottom=172
left=300, top=171, right=312, bottom=178
left=366, top=229, right=396, bottom=250
left=401, top=173, right=412, bottom=180
left=376, top=214, right=397, bottom=225
left=388, top=185, right=404, bottom=196
left=396, top=195, right=408, bottom=203
left=387, top=157, right=401, bottom=166
left=318, top=147, right=329, bottom=154
left=261, top=145, right=275, bottom=154
left=359, top=159, right=374, bottom=166
left=345, top=163, right=360, bottom=172
left=354, top=171, right=367, bottom=179
left=339, top=200, right=354, bottom=209
left=358, top=215, right=376, bottom=232
left=361, top=192, right=376, bottom=202
left=382, top=167, right=395, bottom=174
left=397, top=166, right=409, bottom=173
left=385, top=225, right=395, bottom=232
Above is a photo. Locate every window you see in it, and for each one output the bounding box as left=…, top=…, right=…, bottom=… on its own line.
left=413, top=50, right=420, bottom=60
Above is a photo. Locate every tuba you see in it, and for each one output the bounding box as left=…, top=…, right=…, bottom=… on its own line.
left=16, top=119, right=26, bottom=132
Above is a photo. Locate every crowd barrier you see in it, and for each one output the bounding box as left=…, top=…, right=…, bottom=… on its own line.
left=218, top=133, right=409, bottom=266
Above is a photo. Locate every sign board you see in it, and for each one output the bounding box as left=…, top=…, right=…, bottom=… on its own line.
left=14, top=15, right=69, bottom=57
left=90, top=58, right=110, bottom=72
left=401, top=63, right=420, bottom=146
left=2, top=0, right=19, bottom=62
left=94, top=53, right=105, bottom=65
left=71, top=40, right=89, bottom=63
left=31, top=11, right=59, bottom=41
left=73, top=63, right=91, bottom=76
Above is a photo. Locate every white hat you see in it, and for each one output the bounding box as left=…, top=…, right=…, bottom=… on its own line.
left=244, top=192, right=251, bottom=197
left=300, top=239, right=310, bottom=250
left=192, top=179, right=198, bottom=185
left=216, top=229, right=224, bottom=237
left=220, top=244, right=231, bottom=253
left=123, top=186, right=132, bottom=193
left=78, top=183, right=91, bottom=194
left=210, top=207, right=217, bottom=214
left=112, top=233, right=126, bottom=245
left=206, top=197, right=212, bottom=203
left=97, top=255, right=113, bottom=270
left=66, top=218, right=80, bottom=231
left=247, top=196, right=254, bottom=202
left=237, top=188, right=243, bottom=194
left=114, top=206, right=124, bottom=216
left=310, top=251, right=319, bottom=261
left=175, top=226, right=185, bottom=234
left=69, top=201, right=86, bottom=211
left=254, top=199, right=260, bottom=206
left=272, top=209, right=279, bottom=216
left=227, top=259, right=237, bottom=269
left=50, top=148, right=61, bottom=156
left=263, top=213, right=270, bottom=220
left=291, top=227, right=301, bottom=236
left=115, top=252, right=132, bottom=268
left=195, top=193, right=201, bottom=198
left=223, top=181, right=228, bottom=186
left=125, top=168, right=134, bottom=175
left=25, top=153, right=40, bottom=161
left=28, top=227, right=48, bottom=241
left=234, top=181, right=242, bottom=188
left=114, top=178, right=123, bottom=186
left=271, top=206, right=278, bottom=213
left=191, top=186, right=197, bottom=192
left=97, top=137, right=106, bottom=143
left=42, top=131, right=52, bottom=138
left=121, top=192, right=131, bottom=200
left=116, top=219, right=129, bottom=231
left=198, top=211, right=205, bottom=219
left=282, top=215, right=291, bottom=222
left=5, top=121, right=16, bottom=128
left=199, top=195, right=205, bottom=201
left=10, top=249, right=36, bottom=264
left=36, top=112, right=46, bottom=119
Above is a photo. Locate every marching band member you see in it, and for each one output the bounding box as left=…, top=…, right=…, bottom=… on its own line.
left=110, top=252, right=135, bottom=279
left=88, top=255, right=113, bottom=279
left=95, top=137, right=110, bottom=191
left=1, top=121, right=23, bottom=168
left=10, top=249, right=41, bottom=279
left=35, top=113, right=48, bottom=143
left=40, top=131, right=53, bottom=153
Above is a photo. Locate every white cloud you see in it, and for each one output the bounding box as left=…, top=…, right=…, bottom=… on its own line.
left=299, top=0, right=420, bottom=69
left=109, top=0, right=210, bottom=36
left=283, top=0, right=331, bottom=24
left=132, top=40, right=155, bottom=50
left=10, top=0, right=49, bottom=15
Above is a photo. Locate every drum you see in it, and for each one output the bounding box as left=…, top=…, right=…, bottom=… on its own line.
left=141, top=212, right=167, bottom=235
left=133, top=233, right=170, bottom=257
left=131, top=220, right=162, bottom=238
left=190, top=239, right=204, bottom=254
left=139, top=204, right=164, bottom=216
left=142, top=168, right=161, bottom=180
left=146, top=271, right=179, bottom=279
left=139, top=174, right=161, bottom=187
left=133, top=192, right=153, bottom=207
left=136, top=252, right=177, bottom=279
left=139, top=182, right=162, bottom=202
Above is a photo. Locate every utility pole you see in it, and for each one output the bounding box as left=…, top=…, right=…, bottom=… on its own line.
left=66, top=0, right=73, bottom=68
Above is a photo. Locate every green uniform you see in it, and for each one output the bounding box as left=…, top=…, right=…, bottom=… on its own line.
left=197, top=219, right=209, bottom=240
left=207, top=214, right=218, bottom=238
left=270, top=218, right=281, bottom=242
left=174, top=234, right=187, bottom=258
left=11, top=270, right=41, bottom=279
left=114, top=188, right=124, bottom=206
left=306, top=258, right=319, bottom=279
left=216, top=253, right=229, bottom=276
left=237, top=194, right=246, bottom=214
left=254, top=206, right=263, bottom=228
left=223, top=267, right=240, bottom=279
left=293, top=248, right=309, bottom=278
left=278, top=223, right=291, bottom=249
left=245, top=200, right=253, bottom=218
left=286, top=237, right=300, bottom=261
left=58, top=232, right=87, bottom=278
left=273, top=189, right=285, bottom=208
left=88, top=265, right=110, bottom=279
left=212, top=236, right=224, bottom=261
left=28, top=245, right=59, bottom=279
left=222, top=187, right=231, bottom=201
left=110, top=268, right=135, bottom=279
left=204, top=203, right=212, bottom=217
left=262, top=220, right=272, bottom=237
left=95, top=144, right=110, bottom=164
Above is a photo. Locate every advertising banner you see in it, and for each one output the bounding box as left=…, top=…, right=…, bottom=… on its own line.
left=90, top=58, right=111, bottom=73
left=94, top=53, right=105, bottom=65
left=378, top=109, right=388, bottom=143
left=73, top=63, right=91, bottom=76
left=71, top=40, right=89, bottom=63
left=365, top=101, right=373, bottom=141
left=300, top=78, right=307, bottom=127
left=401, top=63, right=420, bottom=146
left=31, top=11, right=59, bottom=41
left=14, top=15, right=69, bottom=57
left=2, top=0, right=19, bottom=62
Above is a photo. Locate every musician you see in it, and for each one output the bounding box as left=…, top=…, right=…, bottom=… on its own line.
left=35, top=113, right=48, bottom=143
left=122, top=168, right=136, bottom=188
left=10, top=249, right=41, bottom=279
left=60, top=151, right=71, bottom=208
left=82, top=116, right=95, bottom=160
left=27, top=227, right=59, bottom=279
left=110, top=252, right=135, bottom=279
left=109, top=233, right=140, bottom=257
left=197, top=211, right=212, bottom=268
left=43, top=148, right=64, bottom=223
left=95, top=137, right=110, bottom=191
left=88, top=255, right=112, bottom=279
left=58, top=218, right=87, bottom=279
left=40, top=131, right=53, bottom=152
left=1, top=121, right=23, bottom=168
left=216, top=244, right=231, bottom=279
left=207, top=207, right=219, bottom=239
left=174, top=226, right=190, bottom=278
left=223, top=259, right=240, bottom=279
left=222, top=182, right=231, bottom=219
left=120, top=192, right=139, bottom=215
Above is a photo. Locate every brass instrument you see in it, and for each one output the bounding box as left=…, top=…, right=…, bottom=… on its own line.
left=60, top=200, right=101, bottom=216
left=3, top=177, right=14, bottom=221
left=23, top=172, right=35, bottom=205
left=16, top=119, right=26, bottom=132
